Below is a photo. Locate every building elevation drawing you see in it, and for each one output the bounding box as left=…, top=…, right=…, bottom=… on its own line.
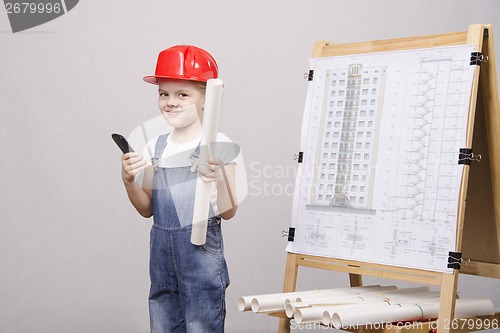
left=288, top=45, right=477, bottom=272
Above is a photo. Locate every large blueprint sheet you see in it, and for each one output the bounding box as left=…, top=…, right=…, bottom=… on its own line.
left=287, top=45, right=477, bottom=272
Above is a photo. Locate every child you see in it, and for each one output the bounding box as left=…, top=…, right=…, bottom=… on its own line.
left=121, top=45, right=237, bottom=333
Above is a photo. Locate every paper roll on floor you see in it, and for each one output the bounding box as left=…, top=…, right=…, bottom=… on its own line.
left=419, top=299, right=494, bottom=320
left=330, top=299, right=494, bottom=329
left=331, top=304, right=423, bottom=329
left=248, top=285, right=383, bottom=313
left=294, top=301, right=390, bottom=325
left=239, top=289, right=341, bottom=312
left=191, top=78, right=223, bottom=245
left=286, top=295, right=368, bottom=318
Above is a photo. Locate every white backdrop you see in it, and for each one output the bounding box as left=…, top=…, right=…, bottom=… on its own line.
left=1, top=1, right=500, bottom=332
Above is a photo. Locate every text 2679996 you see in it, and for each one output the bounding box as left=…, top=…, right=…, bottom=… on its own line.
left=5, top=2, right=62, bottom=14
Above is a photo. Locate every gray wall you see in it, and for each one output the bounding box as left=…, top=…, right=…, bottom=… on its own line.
left=1, top=0, right=500, bottom=332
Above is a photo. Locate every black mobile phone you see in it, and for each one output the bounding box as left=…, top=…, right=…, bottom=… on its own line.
left=111, top=133, right=135, bottom=154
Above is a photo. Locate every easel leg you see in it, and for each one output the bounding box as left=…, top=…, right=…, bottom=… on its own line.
left=437, top=272, right=459, bottom=333
left=278, top=253, right=299, bottom=333
left=278, top=317, right=291, bottom=333
left=349, top=273, right=363, bottom=287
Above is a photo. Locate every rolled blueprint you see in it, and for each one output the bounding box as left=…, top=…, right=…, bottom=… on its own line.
left=329, top=299, right=494, bottom=329
left=285, top=286, right=403, bottom=318
left=249, top=289, right=345, bottom=313
left=242, top=285, right=387, bottom=313
left=418, top=299, right=494, bottom=320
left=379, top=286, right=430, bottom=295
left=383, top=292, right=440, bottom=305
left=287, top=294, right=387, bottom=318
left=295, top=301, right=390, bottom=325
left=286, top=295, right=365, bottom=318
left=238, top=289, right=344, bottom=312
left=191, top=78, right=224, bottom=245
left=249, top=285, right=387, bottom=313
left=319, top=294, right=440, bottom=324
left=295, top=285, right=398, bottom=303
left=330, top=304, right=423, bottom=329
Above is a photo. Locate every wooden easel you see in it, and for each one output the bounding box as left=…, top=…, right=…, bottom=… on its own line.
left=275, top=24, right=500, bottom=333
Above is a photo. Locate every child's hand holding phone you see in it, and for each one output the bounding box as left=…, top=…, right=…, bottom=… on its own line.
left=112, top=133, right=147, bottom=184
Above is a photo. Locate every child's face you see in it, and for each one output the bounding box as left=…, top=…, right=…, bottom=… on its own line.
left=157, top=79, right=205, bottom=130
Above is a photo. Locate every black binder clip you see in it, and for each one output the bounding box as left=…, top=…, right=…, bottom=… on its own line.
left=294, top=152, right=304, bottom=163
left=304, top=70, right=314, bottom=81
left=448, top=252, right=462, bottom=269
left=470, top=52, right=488, bottom=66
left=447, top=251, right=470, bottom=269
left=282, top=227, right=295, bottom=242
left=458, top=148, right=481, bottom=165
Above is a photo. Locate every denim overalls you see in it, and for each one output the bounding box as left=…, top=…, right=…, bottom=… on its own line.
left=149, top=134, right=230, bottom=333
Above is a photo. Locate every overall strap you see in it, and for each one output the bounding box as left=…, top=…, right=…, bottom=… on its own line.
left=154, top=134, right=169, bottom=158
left=152, top=134, right=169, bottom=169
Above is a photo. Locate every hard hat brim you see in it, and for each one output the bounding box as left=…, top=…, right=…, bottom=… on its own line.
left=143, top=75, right=211, bottom=85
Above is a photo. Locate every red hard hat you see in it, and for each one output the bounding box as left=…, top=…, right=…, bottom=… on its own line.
left=143, top=45, right=219, bottom=84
